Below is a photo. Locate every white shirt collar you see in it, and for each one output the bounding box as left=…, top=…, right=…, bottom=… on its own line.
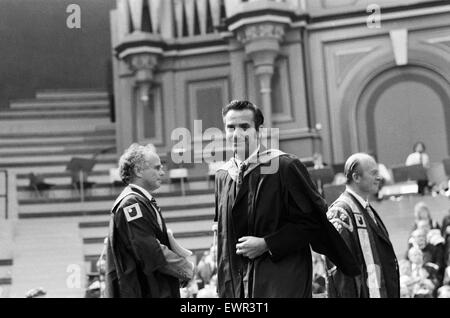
left=234, top=145, right=260, bottom=167
left=346, top=186, right=369, bottom=208
left=129, top=183, right=154, bottom=202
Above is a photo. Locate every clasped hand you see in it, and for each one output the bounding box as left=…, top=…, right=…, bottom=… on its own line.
left=235, top=236, right=268, bottom=259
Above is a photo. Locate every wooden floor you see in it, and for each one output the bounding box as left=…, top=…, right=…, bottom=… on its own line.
left=372, top=193, right=449, bottom=259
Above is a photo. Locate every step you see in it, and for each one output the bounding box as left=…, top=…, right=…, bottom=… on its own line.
left=16, top=170, right=109, bottom=181
left=8, top=163, right=117, bottom=176
left=80, top=219, right=213, bottom=240
left=18, top=197, right=215, bottom=218
left=0, top=108, right=110, bottom=120
left=0, top=128, right=115, bottom=140
left=10, top=218, right=85, bottom=298
left=36, top=89, right=108, bottom=100
left=0, top=285, right=11, bottom=298
left=0, top=153, right=117, bottom=167
left=0, top=135, right=116, bottom=148
left=0, top=144, right=116, bottom=157
left=83, top=235, right=214, bottom=258
left=0, top=119, right=113, bottom=135
left=80, top=206, right=214, bottom=224
left=17, top=188, right=214, bottom=204
left=16, top=177, right=210, bottom=191
left=10, top=99, right=109, bottom=110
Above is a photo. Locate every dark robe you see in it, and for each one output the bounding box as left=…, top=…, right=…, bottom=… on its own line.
left=105, top=185, right=180, bottom=298
left=214, top=150, right=360, bottom=298
left=325, top=191, right=400, bottom=298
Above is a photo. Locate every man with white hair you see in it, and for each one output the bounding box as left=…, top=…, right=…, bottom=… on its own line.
left=325, top=152, right=400, bottom=298
left=105, top=143, right=194, bottom=298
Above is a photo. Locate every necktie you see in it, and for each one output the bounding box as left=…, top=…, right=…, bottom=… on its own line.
left=237, top=162, right=248, bottom=185
left=150, top=197, right=163, bottom=230
left=365, top=203, right=378, bottom=226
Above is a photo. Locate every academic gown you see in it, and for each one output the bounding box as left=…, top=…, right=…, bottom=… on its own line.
left=105, top=185, right=180, bottom=298
left=214, top=150, right=360, bottom=298
left=325, top=191, right=400, bottom=298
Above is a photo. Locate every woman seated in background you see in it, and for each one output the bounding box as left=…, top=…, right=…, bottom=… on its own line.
left=412, top=201, right=440, bottom=231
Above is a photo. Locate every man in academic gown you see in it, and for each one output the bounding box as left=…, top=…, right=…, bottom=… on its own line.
left=105, top=143, right=194, bottom=298
left=325, top=153, right=400, bottom=298
left=214, top=100, right=360, bottom=298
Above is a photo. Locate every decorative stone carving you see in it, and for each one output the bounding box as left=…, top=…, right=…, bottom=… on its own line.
left=125, top=53, right=159, bottom=83
left=236, top=23, right=285, bottom=45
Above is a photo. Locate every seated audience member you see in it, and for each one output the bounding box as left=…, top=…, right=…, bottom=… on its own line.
left=408, top=246, right=435, bottom=297
left=412, top=202, right=440, bottom=231
left=196, top=245, right=217, bottom=286
left=312, top=153, right=325, bottom=169
left=405, top=141, right=430, bottom=195
left=400, top=276, right=414, bottom=298
left=312, top=252, right=326, bottom=295
left=180, top=277, right=199, bottom=298
left=398, top=259, right=414, bottom=298
left=437, top=285, right=450, bottom=298
left=408, top=228, right=444, bottom=268
left=443, top=266, right=450, bottom=286
left=196, top=274, right=218, bottom=298
left=441, top=209, right=450, bottom=239
left=438, top=284, right=450, bottom=298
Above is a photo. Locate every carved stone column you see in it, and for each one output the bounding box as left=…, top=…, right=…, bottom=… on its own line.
left=126, top=53, right=159, bottom=101
left=236, top=22, right=285, bottom=128
left=124, top=52, right=160, bottom=141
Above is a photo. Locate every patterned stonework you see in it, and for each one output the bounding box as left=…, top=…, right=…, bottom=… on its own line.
left=236, top=23, right=285, bottom=45
left=127, top=53, right=159, bottom=72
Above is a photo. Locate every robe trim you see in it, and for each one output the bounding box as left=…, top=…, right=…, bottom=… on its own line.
left=337, top=194, right=381, bottom=298
left=217, top=149, right=287, bottom=182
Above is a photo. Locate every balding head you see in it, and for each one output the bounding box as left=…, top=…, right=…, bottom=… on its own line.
left=344, top=153, right=376, bottom=184
left=344, top=153, right=381, bottom=196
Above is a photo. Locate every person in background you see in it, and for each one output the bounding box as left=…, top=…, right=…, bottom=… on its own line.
left=105, top=143, right=194, bottom=298
left=412, top=202, right=440, bottom=231
left=325, top=152, right=399, bottom=298
left=408, top=246, right=435, bottom=297
left=405, top=141, right=430, bottom=195
left=367, top=151, right=393, bottom=201
left=437, top=285, right=450, bottom=298
left=312, top=152, right=325, bottom=169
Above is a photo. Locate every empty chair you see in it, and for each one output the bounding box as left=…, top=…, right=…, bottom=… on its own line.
left=28, top=173, right=54, bottom=198
left=66, top=157, right=96, bottom=201
left=169, top=167, right=188, bottom=196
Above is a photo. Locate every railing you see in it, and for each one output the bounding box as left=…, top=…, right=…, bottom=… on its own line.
left=0, top=170, right=7, bottom=219
left=115, top=0, right=305, bottom=41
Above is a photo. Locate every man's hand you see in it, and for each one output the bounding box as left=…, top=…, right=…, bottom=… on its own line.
left=236, top=236, right=268, bottom=259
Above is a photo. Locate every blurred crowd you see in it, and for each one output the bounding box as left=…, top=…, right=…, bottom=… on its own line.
left=399, top=202, right=450, bottom=298
left=179, top=244, right=218, bottom=298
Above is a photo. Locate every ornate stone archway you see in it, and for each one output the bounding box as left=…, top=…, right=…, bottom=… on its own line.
left=337, top=45, right=450, bottom=162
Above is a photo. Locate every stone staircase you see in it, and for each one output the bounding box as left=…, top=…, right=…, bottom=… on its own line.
left=0, top=89, right=116, bottom=297
left=0, top=89, right=215, bottom=297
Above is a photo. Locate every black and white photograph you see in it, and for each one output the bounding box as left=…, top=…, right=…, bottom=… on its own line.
left=0, top=0, right=450, bottom=303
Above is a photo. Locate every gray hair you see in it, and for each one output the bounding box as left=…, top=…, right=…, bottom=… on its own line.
left=118, top=143, right=157, bottom=184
